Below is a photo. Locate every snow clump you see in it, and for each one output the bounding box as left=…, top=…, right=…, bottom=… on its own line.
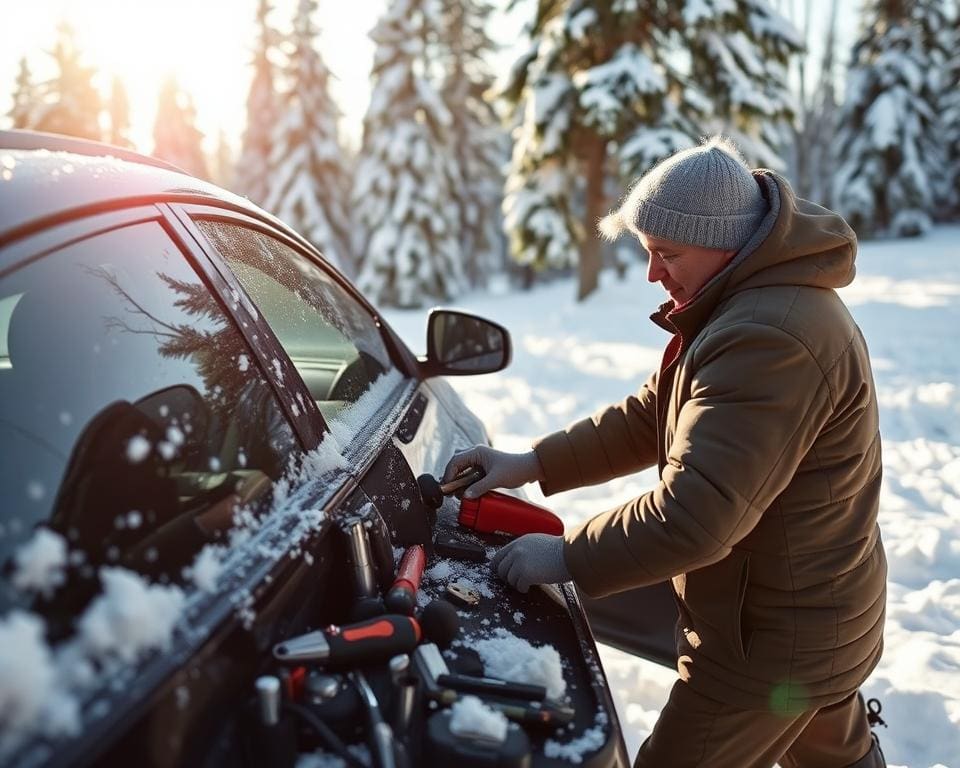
left=449, top=695, right=509, bottom=743
left=79, top=568, right=185, bottom=664
left=12, top=528, right=68, bottom=597
left=473, top=628, right=567, bottom=700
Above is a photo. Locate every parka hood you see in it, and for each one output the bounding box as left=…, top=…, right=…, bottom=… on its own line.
left=730, top=170, right=857, bottom=293
left=655, top=171, right=858, bottom=336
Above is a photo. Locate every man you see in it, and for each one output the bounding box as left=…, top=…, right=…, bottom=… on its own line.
left=443, top=137, right=887, bottom=767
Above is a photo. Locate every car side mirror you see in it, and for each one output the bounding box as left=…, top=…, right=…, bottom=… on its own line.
left=421, top=309, right=512, bottom=377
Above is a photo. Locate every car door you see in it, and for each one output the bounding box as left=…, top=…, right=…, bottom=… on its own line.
left=177, top=208, right=632, bottom=767
left=0, top=206, right=326, bottom=767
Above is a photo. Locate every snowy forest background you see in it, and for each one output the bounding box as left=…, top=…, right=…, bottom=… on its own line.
left=4, top=0, right=960, bottom=306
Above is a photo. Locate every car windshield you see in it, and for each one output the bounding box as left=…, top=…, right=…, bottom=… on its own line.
left=0, top=222, right=297, bottom=632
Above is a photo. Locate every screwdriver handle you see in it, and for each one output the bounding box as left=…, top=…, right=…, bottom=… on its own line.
left=326, top=615, right=421, bottom=668
left=385, top=546, right=426, bottom=615
left=274, top=615, right=421, bottom=667
left=438, top=467, right=484, bottom=495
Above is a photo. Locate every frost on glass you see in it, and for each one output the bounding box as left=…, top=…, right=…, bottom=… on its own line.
left=193, top=220, right=407, bottom=444
left=0, top=221, right=297, bottom=635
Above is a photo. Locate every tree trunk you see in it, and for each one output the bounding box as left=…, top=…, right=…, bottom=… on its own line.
left=577, top=133, right=606, bottom=301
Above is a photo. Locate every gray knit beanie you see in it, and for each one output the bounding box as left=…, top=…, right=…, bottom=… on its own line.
left=600, top=136, right=767, bottom=252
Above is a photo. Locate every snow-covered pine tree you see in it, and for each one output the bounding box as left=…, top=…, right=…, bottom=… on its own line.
left=33, top=22, right=102, bottom=141
left=833, top=0, right=944, bottom=237
left=353, top=0, right=464, bottom=307
left=439, top=0, right=508, bottom=288
left=682, top=0, right=802, bottom=168
left=503, top=0, right=692, bottom=299
left=8, top=57, right=41, bottom=129
left=236, top=0, right=280, bottom=206
left=944, top=5, right=960, bottom=216
left=152, top=76, right=209, bottom=179
left=264, top=0, right=352, bottom=271
left=913, top=0, right=954, bottom=217
left=501, top=22, right=582, bottom=287
left=108, top=75, right=133, bottom=148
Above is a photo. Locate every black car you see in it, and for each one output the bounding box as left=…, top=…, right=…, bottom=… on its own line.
left=0, top=130, right=679, bottom=768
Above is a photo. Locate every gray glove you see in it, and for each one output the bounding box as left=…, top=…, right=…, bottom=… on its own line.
left=490, top=534, right=571, bottom=593
left=442, top=446, right=545, bottom=499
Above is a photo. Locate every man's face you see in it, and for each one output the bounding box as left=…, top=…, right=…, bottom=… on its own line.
left=638, top=232, right=737, bottom=306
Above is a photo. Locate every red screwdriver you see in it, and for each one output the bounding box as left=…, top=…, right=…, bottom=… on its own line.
left=385, top=545, right=426, bottom=615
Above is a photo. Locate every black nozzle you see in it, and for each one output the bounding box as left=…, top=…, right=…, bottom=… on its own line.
left=417, top=473, right=444, bottom=510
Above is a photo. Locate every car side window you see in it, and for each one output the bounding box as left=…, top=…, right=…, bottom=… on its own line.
left=0, top=221, right=296, bottom=628
left=193, top=221, right=406, bottom=433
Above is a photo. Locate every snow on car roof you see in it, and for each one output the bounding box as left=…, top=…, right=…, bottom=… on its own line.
left=0, top=133, right=259, bottom=245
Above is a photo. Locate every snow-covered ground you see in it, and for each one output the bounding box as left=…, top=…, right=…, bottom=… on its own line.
left=384, top=224, right=960, bottom=768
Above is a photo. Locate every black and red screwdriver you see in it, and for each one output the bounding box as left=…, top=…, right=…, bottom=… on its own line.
left=272, top=614, right=421, bottom=668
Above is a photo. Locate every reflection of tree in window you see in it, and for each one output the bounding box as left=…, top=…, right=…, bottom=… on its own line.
left=194, top=222, right=396, bottom=419
left=0, top=223, right=295, bottom=634
left=94, top=265, right=289, bottom=464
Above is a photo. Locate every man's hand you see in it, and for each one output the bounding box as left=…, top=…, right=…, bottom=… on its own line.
left=490, top=534, right=571, bottom=593
left=442, top=446, right=545, bottom=499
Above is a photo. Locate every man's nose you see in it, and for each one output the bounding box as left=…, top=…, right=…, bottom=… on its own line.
left=647, top=253, right=666, bottom=283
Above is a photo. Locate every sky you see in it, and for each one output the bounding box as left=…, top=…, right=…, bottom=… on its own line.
left=0, top=1, right=857, bottom=158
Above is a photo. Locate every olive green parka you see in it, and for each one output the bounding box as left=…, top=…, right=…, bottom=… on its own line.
left=535, top=171, right=886, bottom=713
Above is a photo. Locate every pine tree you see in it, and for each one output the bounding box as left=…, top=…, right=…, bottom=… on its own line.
left=439, top=0, right=508, bottom=288
left=786, top=0, right=841, bottom=206
left=8, top=57, right=40, bottom=129
left=944, top=6, right=960, bottom=216
left=33, top=22, right=102, bottom=141
left=236, top=0, right=281, bottom=206
left=353, top=0, right=464, bottom=307
left=264, top=0, right=352, bottom=271
left=682, top=0, right=802, bottom=168
left=913, top=0, right=954, bottom=216
left=502, top=0, right=691, bottom=299
left=833, top=0, right=944, bottom=237
left=108, top=76, right=133, bottom=148
left=152, top=75, right=209, bottom=179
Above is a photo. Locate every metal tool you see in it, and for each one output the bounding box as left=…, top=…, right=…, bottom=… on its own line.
left=255, top=675, right=281, bottom=726
left=412, top=643, right=574, bottom=729
left=345, top=519, right=379, bottom=599
left=389, top=653, right=418, bottom=736
left=351, top=669, right=398, bottom=768
left=445, top=581, right=480, bottom=607
left=436, top=672, right=546, bottom=702
left=304, top=672, right=341, bottom=704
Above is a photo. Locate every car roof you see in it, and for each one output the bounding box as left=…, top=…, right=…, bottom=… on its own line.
left=0, top=129, right=263, bottom=244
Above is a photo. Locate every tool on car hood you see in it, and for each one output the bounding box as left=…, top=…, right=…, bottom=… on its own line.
left=351, top=669, right=399, bottom=768
left=458, top=492, right=564, bottom=537
left=385, top=545, right=425, bottom=615
left=344, top=516, right=390, bottom=621
left=413, top=643, right=574, bottom=728
left=418, top=598, right=460, bottom=649
left=417, top=468, right=485, bottom=509
left=272, top=615, right=421, bottom=667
